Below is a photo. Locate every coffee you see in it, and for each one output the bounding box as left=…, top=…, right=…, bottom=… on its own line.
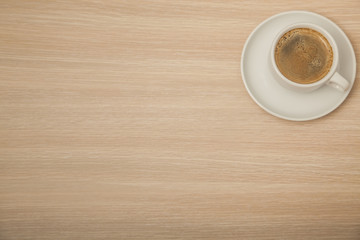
left=274, top=28, right=333, bottom=84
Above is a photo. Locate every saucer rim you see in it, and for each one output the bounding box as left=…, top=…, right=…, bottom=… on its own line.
left=241, top=10, right=357, bottom=121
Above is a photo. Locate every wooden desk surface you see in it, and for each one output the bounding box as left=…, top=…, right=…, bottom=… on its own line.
left=1, top=1, right=360, bottom=239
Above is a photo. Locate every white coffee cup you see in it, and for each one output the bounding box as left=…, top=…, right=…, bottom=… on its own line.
left=270, top=23, right=349, bottom=92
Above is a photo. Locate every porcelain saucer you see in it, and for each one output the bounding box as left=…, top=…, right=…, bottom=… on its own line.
left=241, top=11, right=356, bottom=121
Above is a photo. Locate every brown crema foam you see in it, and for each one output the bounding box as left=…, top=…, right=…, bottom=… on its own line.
left=274, top=28, right=333, bottom=84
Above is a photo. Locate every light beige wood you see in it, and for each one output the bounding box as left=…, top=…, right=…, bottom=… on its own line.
left=1, top=1, right=360, bottom=239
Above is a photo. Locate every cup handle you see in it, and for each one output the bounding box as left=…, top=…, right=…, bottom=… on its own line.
left=327, top=72, right=350, bottom=92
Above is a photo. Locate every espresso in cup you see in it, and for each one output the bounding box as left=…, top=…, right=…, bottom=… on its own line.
left=274, top=28, right=333, bottom=84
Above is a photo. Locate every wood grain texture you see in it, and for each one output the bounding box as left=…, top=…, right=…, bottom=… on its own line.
left=1, top=0, right=360, bottom=239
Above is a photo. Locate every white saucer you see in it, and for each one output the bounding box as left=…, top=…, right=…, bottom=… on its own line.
left=241, top=11, right=356, bottom=121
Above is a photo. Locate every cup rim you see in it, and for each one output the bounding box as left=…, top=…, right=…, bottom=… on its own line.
left=270, top=22, right=339, bottom=88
